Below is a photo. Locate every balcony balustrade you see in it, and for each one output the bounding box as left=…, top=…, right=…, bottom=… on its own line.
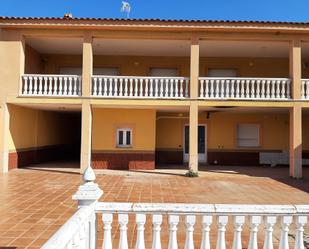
left=42, top=166, right=309, bottom=249
left=301, top=79, right=309, bottom=99
left=20, top=74, right=81, bottom=97
left=92, top=76, right=190, bottom=99
left=199, top=77, right=291, bottom=100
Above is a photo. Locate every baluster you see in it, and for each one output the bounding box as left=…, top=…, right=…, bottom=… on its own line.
left=68, top=77, right=73, bottom=96
left=89, top=212, right=96, bottom=249
left=240, top=80, right=245, bottom=98
left=23, top=76, right=28, bottom=95
left=149, top=79, right=153, bottom=97
left=53, top=77, right=58, bottom=95
left=145, top=79, right=149, bottom=97
left=232, top=216, right=245, bottom=249
left=58, top=77, right=63, bottom=96
left=78, top=76, right=82, bottom=96
left=251, top=80, right=255, bottom=98
left=175, top=79, right=178, bottom=98
left=114, top=78, right=118, bottom=97
left=220, top=79, right=225, bottom=98
left=48, top=77, right=53, bottom=95
left=118, top=214, right=129, bottom=249
left=216, top=216, right=228, bottom=249
left=215, top=80, right=220, bottom=98
left=256, top=80, right=261, bottom=99
left=271, top=80, right=276, bottom=99
left=72, top=232, right=81, bottom=248
left=205, top=80, right=210, bottom=98
left=248, top=216, right=261, bottom=249
left=44, top=76, right=48, bottom=95
left=73, top=76, right=78, bottom=95
left=279, top=216, right=292, bottom=249
left=305, top=80, right=309, bottom=99
left=97, top=78, right=102, bottom=96
left=185, top=79, right=189, bottom=98
left=119, top=78, right=123, bottom=97
left=294, top=216, right=307, bottom=249
left=245, top=79, right=250, bottom=98
left=139, top=78, right=144, bottom=97
left=170, top=79, right=174, bottom=98
left=38, top=76, right=43, bottom=95
left=79, top=223, right=86, bottom=249
left=263, top=216, right=276, bottom=249
left=29, top=76, right=33, bottom=95
left=287, top=80, right=291, bottom=99
left=155, top=79, right=159, bottom=98
left=93, top=77, right=98, bottom=96
left=236, top=80, right=240, bottom=98
left=124, top=78, right=128, bottom=97
left=103, top=78, right=108, bottom=96
left=165, top=79, right=169, bottom=98
left=276, top=80, right=281, bottom=99
left=226, top=80, right=230, bottom=98
left=301, top=80, right=305, bottom=99
left=261, top=80, right=266, bottom=98
left=200, top=216, right=212, bottom=249
left=281, top=80, right=286, bottom=99
left=168, top=215, right=179, bottom=249
left=200, top=80, right=205, bottom=98
left=129, top=79, right=133, bottom=97
left=266, top=80, right=271, bottom=99
left=33, top=77, right=38, bottom=95
left=210, top=80, right=214, bottom=98
left=180, top=79, right=184, bottom=98
left=185, top=215, right=195, bottom=249
left=108, top=78, right=113, bottom=97
left=230, top=79, right=235, bottom=98
left=134, top=79, right=139, bottom=97
left=152, top=215, right=162, bottom=249
left=135, top=214, right=146, bottom=249
left=102, top=213, right=113, bottom=249
left=158, top=78, right=163, bottom=97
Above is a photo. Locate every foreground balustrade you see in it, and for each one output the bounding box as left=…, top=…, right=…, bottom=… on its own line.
left=92, top=76, right=189, bottom=99
left=41, top=166, right=309, bottom=249
left=20, top=74, right=81, bottom=96
left=199, top=77, right=291, bottom=100
left=301, top=79, right=309, bottom=100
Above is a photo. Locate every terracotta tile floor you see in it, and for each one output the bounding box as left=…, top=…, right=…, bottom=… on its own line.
left=1, top=162, right=309, bottom=248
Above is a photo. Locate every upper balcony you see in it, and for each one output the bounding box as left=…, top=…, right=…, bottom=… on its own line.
left=19, top=37, right=309, bottom=101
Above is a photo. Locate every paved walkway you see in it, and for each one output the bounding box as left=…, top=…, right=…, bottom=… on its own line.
left=1, top=162, right=309, bottom=248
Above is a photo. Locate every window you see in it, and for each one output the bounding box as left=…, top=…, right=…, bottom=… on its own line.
left=208, top=68, right=237, bottom=77
left=59, top=67, right=82, bottom=75
left=93, top=67, right=120, bottom=76
left=237, top=124, right=260, bottom=147
left=117, top=128, right=132, bottom=147
left=149, top=68, right=179, bottom=77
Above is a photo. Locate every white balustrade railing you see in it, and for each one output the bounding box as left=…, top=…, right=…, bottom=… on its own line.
left=301, top=79, right=309, bottom=100
left=41, top=167, right=309, bottom=249
left=20, top=74, right=81, bottom=96
left=199, top=77, right=291, bottom=100
left=92, top=76, right=189, bottom=99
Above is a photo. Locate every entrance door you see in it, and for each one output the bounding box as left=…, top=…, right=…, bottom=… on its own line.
left=184, top=125, right=207, bottom=163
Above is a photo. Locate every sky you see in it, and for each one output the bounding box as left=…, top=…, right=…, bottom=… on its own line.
left=1, top=0, right=309, bottom=22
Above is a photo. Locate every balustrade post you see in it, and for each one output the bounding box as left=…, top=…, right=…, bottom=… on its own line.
left=72, top=166, right=103, bottom=249
left=248, top=216, right=261, bottom=249
left=294, top=216, right=307, bottom=249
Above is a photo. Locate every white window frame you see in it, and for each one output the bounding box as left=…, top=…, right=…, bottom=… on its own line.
left=207, top=68, right=237, bottom=77
left=116, top=128, right=132, bottom=148
left=237, top=124, right=260, bottom=148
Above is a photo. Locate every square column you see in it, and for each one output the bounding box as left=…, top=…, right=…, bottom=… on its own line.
left=80, top=101, right=92, bottom=173
left=289, top=39, right=302, bottom=100
left=289, top=105, right=302, bottom=178
left=0, top=103, right=10, bottom=173
left=190, top=35, right=200, bottom=99
left=189, top=102, right=198, bottom=172
left=82, top=32, right=93, bottom=97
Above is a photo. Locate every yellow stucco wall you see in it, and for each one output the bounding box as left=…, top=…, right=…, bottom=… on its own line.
left=92, top=108, right=156, bottom=151
left=156, top=112, right=291, bottom=151
left=8, top=105, right=80, bottom=151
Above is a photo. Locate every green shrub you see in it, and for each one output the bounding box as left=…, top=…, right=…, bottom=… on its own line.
left=185, top=169, right=199, bottom=177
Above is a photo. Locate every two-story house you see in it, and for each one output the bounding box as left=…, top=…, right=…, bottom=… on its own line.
left=0, top=16, right=309, bottom=178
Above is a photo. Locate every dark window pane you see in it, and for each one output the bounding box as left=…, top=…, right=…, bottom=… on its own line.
left=126, top=131, right=131, bottom=145
left=198, top=126, right=205, bottom=153
left=118, top=131, right=124, bottom=145
left=185, top=126, right=189, bottom=154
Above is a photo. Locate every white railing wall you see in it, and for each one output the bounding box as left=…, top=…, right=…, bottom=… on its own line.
left=20, top=75, right=81, bottom=96
left=199, top=77, right=291, bottom=100
left=92, top=76, right=189, bottom=99
left=42, top=166, right=309, bottom=249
